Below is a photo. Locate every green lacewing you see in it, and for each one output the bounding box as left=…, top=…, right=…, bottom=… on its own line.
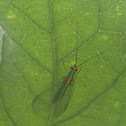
left=32, top=1, right=108, bottom=120
left=32, top=46, right=106, bottom=119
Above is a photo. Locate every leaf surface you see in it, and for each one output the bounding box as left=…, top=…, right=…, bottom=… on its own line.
left=0, top=0, right=126, bottom=126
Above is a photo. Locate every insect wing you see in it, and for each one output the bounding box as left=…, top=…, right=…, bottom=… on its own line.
left=32, top=82, right=62, bottom=118
left=53, top=81, right=75, bottom=118
left=32, top=86, right=51, bottom=118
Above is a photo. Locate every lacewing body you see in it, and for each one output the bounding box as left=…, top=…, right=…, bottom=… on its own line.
left=32, top=65, right=78, bottom=118
left=32, top=32, right=106, bottom=119
left=32, top=51, right=102, bottom=118
left=52, top=65, right=77, bottom=104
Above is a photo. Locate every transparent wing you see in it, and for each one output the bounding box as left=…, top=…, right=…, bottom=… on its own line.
left=32, top=86, right=51, bottom=118
left=53, top=81, right=75, bottom=118
left=32, top=82, right=62, bottom=118
left=32, top=79, right=75, bottom=119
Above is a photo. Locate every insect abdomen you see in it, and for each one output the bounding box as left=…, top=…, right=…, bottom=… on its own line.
left=52, top=71, right=75, bottom=104
left=52, top=83, right=66, bottom=103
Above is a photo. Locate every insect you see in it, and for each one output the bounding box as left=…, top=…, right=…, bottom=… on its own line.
left=32, top=1, right=108, bottom=120
left=32, top=43, right=106, bottom=120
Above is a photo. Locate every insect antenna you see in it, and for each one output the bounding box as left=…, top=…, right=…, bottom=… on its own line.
left=77, top=48, right=107, bottom=67
left=75, top=1, right=80, bottom=65
left=77, top=52, right=100, bottom=67
left=75, top=28, right=79, bottom=65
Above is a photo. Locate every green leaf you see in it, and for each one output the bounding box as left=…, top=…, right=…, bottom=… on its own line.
left=0, top=0, right=126, bottom=126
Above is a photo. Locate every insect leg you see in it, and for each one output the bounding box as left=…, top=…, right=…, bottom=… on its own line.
left=62, top=59, right=68, bottom=72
